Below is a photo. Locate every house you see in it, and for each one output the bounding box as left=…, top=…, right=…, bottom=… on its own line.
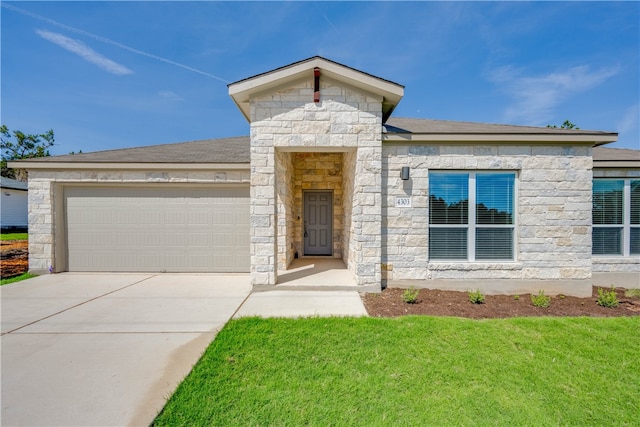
left=11, top=56, right=640, bottom=295
left=1, top=177, right=28, bottom=230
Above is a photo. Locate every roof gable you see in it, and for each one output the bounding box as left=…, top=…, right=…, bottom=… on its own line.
left=228, top=56, right=404, bottom=123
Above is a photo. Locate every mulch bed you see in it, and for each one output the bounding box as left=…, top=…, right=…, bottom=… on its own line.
left=362, top=287, right=640, bottom=319
left=0, top=240, right=29, bottom=279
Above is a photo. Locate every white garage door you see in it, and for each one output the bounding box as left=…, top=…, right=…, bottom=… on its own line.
left=65, top=186, right=249, bottom=272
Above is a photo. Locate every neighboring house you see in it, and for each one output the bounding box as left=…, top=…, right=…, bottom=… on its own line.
left=1, top=177, right=28, bottom=229
left=11, top=57, right=640, bottom=295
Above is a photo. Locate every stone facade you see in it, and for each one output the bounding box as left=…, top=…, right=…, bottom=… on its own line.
left=26, top=169, right=249, bottom=274
left=249, top=78, right=382, bottom=287
left=382, top=143, right=595, bottom=296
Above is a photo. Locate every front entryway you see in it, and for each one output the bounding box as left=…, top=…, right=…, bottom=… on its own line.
left=303, top=191, right=332, bottom=255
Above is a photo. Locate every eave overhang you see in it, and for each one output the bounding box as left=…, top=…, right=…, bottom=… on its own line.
left=7, top=162, right=250, bottom=171
left=382, top=133, right=619, bottom=145
left=593, top=161, right=640, bottom=168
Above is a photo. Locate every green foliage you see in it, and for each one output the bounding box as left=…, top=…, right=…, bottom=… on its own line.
left=1, top=272, right=37, bottom=286
left=402, top=286, right=419, bottom=304
left=468, top=289, right=485, bottom=304
left=0, top=233, right=28, bottom=241
left=513, top=295, right=520, bottom=300
left=596, top=287, right=619, bottom=308
left=153, top=316, right=640, bottom=426
left=1, top=125, right=55, bottom=180
left=531, top=290, right=551, bottom=308
left=547, top=120, right=579, bottom=130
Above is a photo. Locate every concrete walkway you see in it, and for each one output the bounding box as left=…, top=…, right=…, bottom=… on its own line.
left=1, top=273, right=368, bottom=426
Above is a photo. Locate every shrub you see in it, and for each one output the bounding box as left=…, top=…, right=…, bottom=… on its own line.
left=402, top=287, right=419, bottom=304
left=596, top=287, right=619, bottom=308
left=624, top=288, right=640, bottom=298
left=513, top=295, right=520, bottom=301
left=531, top=290, right=551, bottom=308
left=468, top=289, right=485, bottom=304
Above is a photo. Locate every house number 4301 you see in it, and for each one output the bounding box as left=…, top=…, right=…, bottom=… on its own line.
left=395, top=197, right=411, bottom=207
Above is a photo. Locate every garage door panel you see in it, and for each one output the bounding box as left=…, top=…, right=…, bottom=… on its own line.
left=65, top=186, right=249, bottom=272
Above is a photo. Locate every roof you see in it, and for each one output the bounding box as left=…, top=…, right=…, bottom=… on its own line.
left=10, top=119, right=634, bottom=168
left=384, top=117, right=618, bottom=145
left=593, top=147, right=640, bottom=168
left=14, top=136, right=251, bottom=165
left=228, top=56, right=405, bottom=123
left=1, top=177, right=28, bottom=191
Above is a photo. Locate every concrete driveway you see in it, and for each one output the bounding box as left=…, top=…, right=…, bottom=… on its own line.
left=1, top=273, right=252, bottom=427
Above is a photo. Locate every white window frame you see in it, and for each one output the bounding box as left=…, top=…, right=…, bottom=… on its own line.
left=428, top=171, right=517, bottom=262
left=593, top=178, right=639, bottom=257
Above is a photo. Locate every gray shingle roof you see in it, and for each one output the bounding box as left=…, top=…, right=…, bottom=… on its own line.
left=22, top=136, right=250, bottom=164
left=384, top=117, right=617, bottom=136
left=593, top=147, right=640, bottom=162
left=14, top=118, right=634, bottom=165
left=1, top=177, right=28, bottom=190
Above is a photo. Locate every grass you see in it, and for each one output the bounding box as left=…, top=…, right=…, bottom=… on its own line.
left=153, top=316, right=639, bottom=426
left=0, top=272, right=38, bottom=286
left=0, top=232, right=28, bottom=241
left=1, top=272, right=37, bottom=285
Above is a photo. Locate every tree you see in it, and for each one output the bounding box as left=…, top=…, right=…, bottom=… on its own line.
left=547, top=120, right=579, bottom=130
left=1, top=125, right=55, bottom=181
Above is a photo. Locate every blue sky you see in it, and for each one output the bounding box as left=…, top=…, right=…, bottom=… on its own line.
left=2, top=1, right=639, bottom=155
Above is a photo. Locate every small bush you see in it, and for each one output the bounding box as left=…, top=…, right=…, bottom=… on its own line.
left=531, top=290, right=551, bottom=308
left=597, top=287, right=619, bottom=308
left=513, top=295, right=520, bottom=301
left=624, top=288, right=640, bottom=298
left=402, top=287, right=419, bottom=304
left=468, top=289, right=485, bottom=304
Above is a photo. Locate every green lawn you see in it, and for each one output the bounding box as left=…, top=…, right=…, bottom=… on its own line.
left=154, top=316, right=639, bottom=426
left=0, top=232, right=28, bottom=241
left=1, top=272, right=37, bottom=286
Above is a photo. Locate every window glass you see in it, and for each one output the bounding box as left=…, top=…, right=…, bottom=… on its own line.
left=476, top=228, right=513, bottom=259
left=429, top=172, right=515, bottom=261
left=592, top=227, right=622, bottom=255
left=476, top=174, right=514, bottom=225
left=593, top=180, right=623, bottom=225
left=429, top=228, right=467, bottom=259
left=631, top=180, right=640, bottom=225
left=429, top=173, right=468, bottom=224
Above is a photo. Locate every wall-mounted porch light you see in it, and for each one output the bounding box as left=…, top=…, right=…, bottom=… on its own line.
left=401, top=166, right=410, bottom=180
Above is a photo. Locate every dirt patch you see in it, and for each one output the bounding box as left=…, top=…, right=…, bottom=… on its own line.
left=362, top=287, right=640, bottom=319
left=1, top=240, right=28, bottom=279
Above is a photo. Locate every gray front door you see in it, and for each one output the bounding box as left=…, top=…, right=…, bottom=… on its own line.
left=304, top=191, right=332, bottom=255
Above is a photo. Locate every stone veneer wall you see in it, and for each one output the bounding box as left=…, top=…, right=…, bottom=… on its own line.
left=275, top=151, right=296, bottom=271
left=382, top=144, right=593, bottom=290
left=342, top=150, right=356, bottom=276
left=250, top=77, right=382, bottom=287
left=27, top=169, right=250, bottom=274
left=592, top=168, right=640, bottom=273
left=292, top=152, right=343, bottom=259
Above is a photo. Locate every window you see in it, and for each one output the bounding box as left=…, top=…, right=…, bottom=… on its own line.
left=429, top=172, right=515, bottom=261
left=593, top=179, right=640, bottom=256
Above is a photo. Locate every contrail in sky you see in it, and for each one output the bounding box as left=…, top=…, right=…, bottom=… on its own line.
left=2, top=3, right=230, bottom=83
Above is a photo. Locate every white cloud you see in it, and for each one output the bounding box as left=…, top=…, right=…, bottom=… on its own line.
left=36, top=29, right=133, bottom=76
left=488, top=65, right=619, bottom=125
left=158, top=91, right=183, bottom=102
left=617, top=103, right=639, bottom=135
